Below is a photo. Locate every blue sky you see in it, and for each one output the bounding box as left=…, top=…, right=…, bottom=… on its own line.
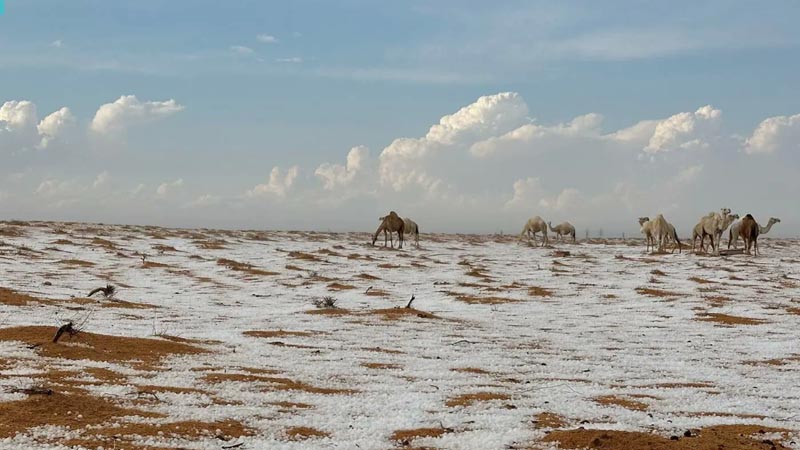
left=1, top=1, right=799, bottom=234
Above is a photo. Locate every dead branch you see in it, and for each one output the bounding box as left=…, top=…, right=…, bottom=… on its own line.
left=221, top=442, right=244, bottom=449
left=88, top=284, right=116, bottom=298
left=405, top=294, right=416, bottom=309
left=5, top=386, right=53, bottom=396
left=52, top=321, right=76, bottom=343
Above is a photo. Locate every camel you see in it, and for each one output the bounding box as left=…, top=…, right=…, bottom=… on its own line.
left=692, top=208, right=732, bottom=254
left=663, top=221, right=682, bottom=253
left=402, top=218, right=420, bottom=249
left=548, top=221, right=576, bottom=243
left=729, top=217, right=780, bottom=249
left=372, top=211, right=405, bottom=249
left=519, top=216, right=548, bottom=247
left=650, top=214, right=672, bottom=253
left=377, top=216, right=420, bottom=249
left=638, top=217, right=655, bottom=252
left=738, top=214, right=760, bottom=256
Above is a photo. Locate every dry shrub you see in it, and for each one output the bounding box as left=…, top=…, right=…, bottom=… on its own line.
left=361, top=362, right=402, bottom=370
left=534, top=412, right=567, bottom=429
left=142, top=261, right=171, bottom=269
left=451, top=293, right=518, bottom=305
left=636, top=287, right=684, bottom=298
left=0, top=326, right=205, bottom=367
left=203, top=372, right=356, bottom=395
left=689, top=276, right=715, bottom=284
left=446, top=392, right=510, bottom=407
left=368, top=308, right=440, bottom=320
left=217, top=258, right=278, bottom=276
left=244, top=330, right=317, bottom=338
left=451, top=367, right=491, bottom=375
left=356, top=272, right=381, bottom=280
left=288, top=251, right=322, bottom=261
left=285, top=426, right=330, bottom=440
left=328, top=282, right=356, bottom=291
left=542, top=425, right=791, bottom=450
left=91, top=237, right=118, bottom=249
left=696, top=313, right=767, bottom=326
left=59, top=259, right=95, bottom=267
left=365, top=288, right=390, bottom=297
left=529, top=286, right=553, bottom=297
left=391, top=427, right=451, bottom=442
left=595, top=395, right=649, bottom=411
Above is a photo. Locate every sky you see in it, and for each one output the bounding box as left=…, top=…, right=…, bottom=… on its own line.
left=0, top=0, right=799, bottom=235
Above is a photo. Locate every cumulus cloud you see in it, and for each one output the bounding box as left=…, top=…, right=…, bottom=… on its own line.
left=247, top=166, right=299, bottom=198
left=156, top=178, right=184, bottom=198
left=90, top=95, right=184, bottom=136
left=643, top=105, right=721, bottom=154
left=471, top=113, right=604, bottom=158
left=230, top=45, right=254, bottom=55
left=744, top=113, right=800, bottom=154
left=92, top=171, right=111, bottom=189
left=0, top=100, right=37, bottom=131
left=379, top=92, right=528, bottom=193
left=256, top=34, right=278, bottom=44
left=315, top=146, right=371, bottom=190
left=185, top=194, right=220, bottom=208
left=37, top=107, right=76, bottom=149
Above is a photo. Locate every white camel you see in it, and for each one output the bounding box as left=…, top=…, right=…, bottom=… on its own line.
left=403, top=218, right=420, bottom=249
left=729, top=217, right=780, bottom=249
left=548, top=221, right=576, bottom=243
left=519, top=216, right=548, bottom=247
left=692, top=208, right=732, bottom=254
left=650, top=214, right=672, bottom=253
left=638, top=217, right=655, bottom=252
left=663, top=221, right=682, bottom=253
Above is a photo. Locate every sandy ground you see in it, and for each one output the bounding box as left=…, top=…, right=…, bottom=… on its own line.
left=0, top=220, right=798, bottom=449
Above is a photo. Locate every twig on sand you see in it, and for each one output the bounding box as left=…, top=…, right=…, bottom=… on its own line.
left=405, top=294, right=415, bottom=309
left=221, top=442, right=244, bottom=449
left=88, top=284, right=116, bottom=298
left=5, top=386, right=53, bottom=396
left=52, top=321, right=76, bottom=343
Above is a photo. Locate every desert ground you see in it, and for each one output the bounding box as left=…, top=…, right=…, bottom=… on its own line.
left=0, top=220, right=798, bottom=450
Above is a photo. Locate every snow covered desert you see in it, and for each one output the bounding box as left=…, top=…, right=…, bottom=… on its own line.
left=0, top=220, right=798, bottom=449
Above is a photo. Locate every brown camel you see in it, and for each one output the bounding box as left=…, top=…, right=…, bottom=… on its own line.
left=738, top=214, right=760, bottom=256
left=372, top=211, right=405, bottom=249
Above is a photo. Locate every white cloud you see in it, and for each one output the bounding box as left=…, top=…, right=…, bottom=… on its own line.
left=672, top=164, right=703, bottom=185
left=35, top=178, right=78, bottom=198
left=50, top=39, right=64, bottom=48
left=92, top=171, right=111, bottom=189
left=0, top=100, right=37, bottom=131
left=643, top=105, right=721, bottom=154
left=90, top=95, right=184, bottom=136
left=247, top=166, right=299, bottom=198
left=315, top=146, right=370, bottom=190
left=275, top=57, right=303, bottom=64
left=37, top=107, right=76, bottom=149
left=256, top=34, right=278, bottom=44
left=230, top=45, right=254, bottom=55
left=471, top=113, right=603, bottom=158
left=156, top=178, right=184, bottom=198
left=744, top=113, right=800, bottom=154
left=185, top=194, right=220, bottom=208
left=379, top=92, right=528, bottom=193
left=130, top=183, right=146, bottom=198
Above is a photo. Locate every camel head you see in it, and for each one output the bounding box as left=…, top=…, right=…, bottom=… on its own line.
left=768, top=217, right=781, bottom=225
left=721, top=207, right=731, bottom=215
left=638, top=217, right=650, bottom=226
